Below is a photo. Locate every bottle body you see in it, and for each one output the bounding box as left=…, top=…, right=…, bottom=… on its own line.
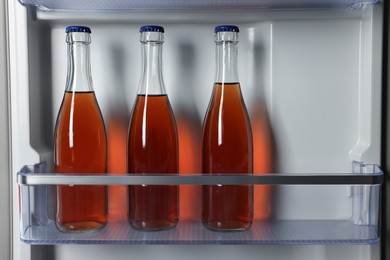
left=202, top=26, right=253, bottom=231
left=54, top=26, right=107, bottom=232
left=128, top=26, right=179, bottom=230
left=54, top=91, right=107, bottom=231
left=128, top=94, right=178, bottom=230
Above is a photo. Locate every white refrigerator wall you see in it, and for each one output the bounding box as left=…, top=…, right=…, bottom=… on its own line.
left=7, top=0, right=383, bottom=259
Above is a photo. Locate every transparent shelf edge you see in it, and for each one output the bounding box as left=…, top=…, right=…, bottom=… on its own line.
left=17, top=161, right=384, bottom=186
left=18, top=0, right=379, bottom=12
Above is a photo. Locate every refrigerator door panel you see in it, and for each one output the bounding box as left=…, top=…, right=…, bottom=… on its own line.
left=384, top=0, right=389, bottom=258
left=7, top=1, right=41, bottom=259
left=0, top=0, right=10, bottom=259
left=7, top=0, right=384, bottom=259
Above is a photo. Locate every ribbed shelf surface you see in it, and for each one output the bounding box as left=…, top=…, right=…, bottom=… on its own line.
left=21, top=219, right=379, bottom=245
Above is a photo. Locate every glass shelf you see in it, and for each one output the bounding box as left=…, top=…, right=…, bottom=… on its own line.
left=18, top=162, right=383, bottom=245
left=18, top=0, right=379, bottom=11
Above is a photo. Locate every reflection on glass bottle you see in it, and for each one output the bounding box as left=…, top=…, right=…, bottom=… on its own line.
left=106, top=44, right=130, bottom=221
left=252, top=100, right=274, bottom=220
left=202, top=25, right=253, bottom=231
left=128, top=25, right=179, bottom=230
left=54, top=26, right=107, bottom=232
left=176, top=42, right=201, bottom=221
left=248, top=38, right=275, bottom=220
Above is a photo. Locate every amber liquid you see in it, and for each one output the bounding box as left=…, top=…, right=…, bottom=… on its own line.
left=202, top=83, right=253, bottom=231
left=54, top=91, right=107, bottom=232
left=128, top=94, right=179, bottom=230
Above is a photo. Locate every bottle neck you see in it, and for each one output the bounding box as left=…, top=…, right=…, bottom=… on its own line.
left=215, top=37, right=239, bottom=84
left=65, top=32, right=93, bottom=92
left=138, top=32, right=166, bottom=95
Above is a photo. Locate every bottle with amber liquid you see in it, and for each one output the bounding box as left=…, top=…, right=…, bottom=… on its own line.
left=53, top=26, right=107, bottom=232
left=128, top=25, right=179, bottom=230
left=202, top=25, right=253, bottom=231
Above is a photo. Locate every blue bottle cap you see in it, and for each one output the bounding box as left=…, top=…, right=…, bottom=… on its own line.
left=65, top=26, right=91, bottom=33
left=214, top=25, right=239, bottom=33
left=140, top=25, right=165, bottom=33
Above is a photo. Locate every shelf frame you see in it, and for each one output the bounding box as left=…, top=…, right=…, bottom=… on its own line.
left=17, top=162, right=383, bottom=245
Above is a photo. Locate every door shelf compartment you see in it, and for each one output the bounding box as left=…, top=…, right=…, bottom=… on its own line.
left=18, top=162, right=383, bottom=245
left=18, top=0, right=378, bottom=11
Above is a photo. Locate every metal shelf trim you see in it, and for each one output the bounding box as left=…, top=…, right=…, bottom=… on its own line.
left=18, top=172, right=383, bottom=185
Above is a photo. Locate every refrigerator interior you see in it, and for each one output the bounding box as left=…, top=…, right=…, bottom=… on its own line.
left=7, top=0, right=384, bottom=259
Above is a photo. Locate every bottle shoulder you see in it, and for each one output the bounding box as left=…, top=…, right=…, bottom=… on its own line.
left=130, top=95, right=177, bottom=129
left=55, top=91, right=105, bottom=128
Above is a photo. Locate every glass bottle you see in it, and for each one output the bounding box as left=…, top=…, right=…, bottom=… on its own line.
left=202, top=25, right=253, bottom=231
left=128, top=25, right=179, bottom=230
left=53, top=25, right=107, bottom=232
